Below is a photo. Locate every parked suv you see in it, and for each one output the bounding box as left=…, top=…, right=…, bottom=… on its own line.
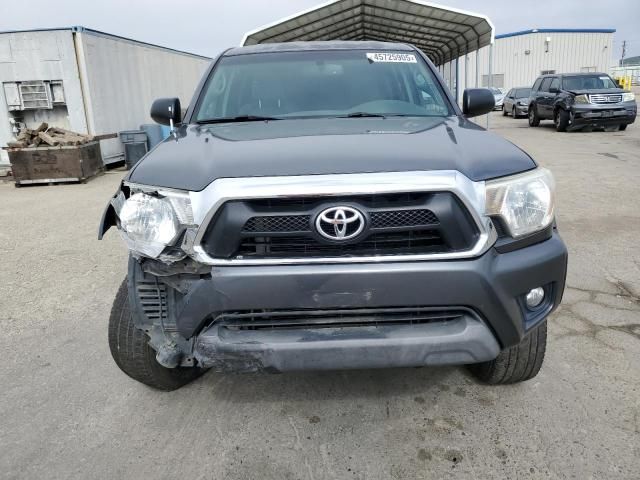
left=99, top=42, right=567, bottom=391
left=528, top=73, right=636, bottom=131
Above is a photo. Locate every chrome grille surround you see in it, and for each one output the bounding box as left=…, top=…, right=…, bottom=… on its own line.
left=589, top=94, right=622, bottom=104
left=127, top=170, right=497, bottom=265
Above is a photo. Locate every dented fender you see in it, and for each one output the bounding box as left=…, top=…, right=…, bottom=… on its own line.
left=98, top=201, right=117, bottom=240
left=98, top=183, right=127, bottom=240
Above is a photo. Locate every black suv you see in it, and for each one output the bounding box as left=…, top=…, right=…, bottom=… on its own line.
left=528, top=73, right=637, bottom=131
left=99, top=42, right=567, bottom=391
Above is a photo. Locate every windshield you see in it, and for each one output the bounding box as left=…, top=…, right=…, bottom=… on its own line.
left=562, top=75, right=617, bottom=90
left=489, top=88, right=503, bottom=95
left=515, top=88, right=531, bottom=97
left=194, top=50, right=453, bottom=122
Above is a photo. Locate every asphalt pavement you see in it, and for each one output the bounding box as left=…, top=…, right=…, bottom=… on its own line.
left=0, top=112, right=638, bottom=479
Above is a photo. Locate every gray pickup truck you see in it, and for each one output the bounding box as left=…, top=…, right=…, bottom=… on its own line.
left=99, top=41, right=567, bottom=391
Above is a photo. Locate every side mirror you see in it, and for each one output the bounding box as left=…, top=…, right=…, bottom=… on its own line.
left=462, top=88, right=495, bottom=118
left=549, top=87, right=559, bottom=94
left=150, top=98, right=181, bottom=126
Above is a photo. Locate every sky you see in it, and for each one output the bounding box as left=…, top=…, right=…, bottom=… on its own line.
left=0, top=0, right=638, bottom=61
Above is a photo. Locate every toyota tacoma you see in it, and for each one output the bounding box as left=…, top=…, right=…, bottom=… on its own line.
left=99, top=42, right=567, bottom=390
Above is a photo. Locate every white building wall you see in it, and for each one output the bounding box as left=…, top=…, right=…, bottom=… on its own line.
left=0, top=30, right=88, bottom=164
left=76, top=30, right=210, bottom=159
left=452, top=31, right=613, bottom=105
left=0, top=28, right=210, bottom=164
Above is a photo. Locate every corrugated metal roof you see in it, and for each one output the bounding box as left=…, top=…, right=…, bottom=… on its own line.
left=241, top=0, right=494, bottom=65
left=496, top=28, right=616, bottom=40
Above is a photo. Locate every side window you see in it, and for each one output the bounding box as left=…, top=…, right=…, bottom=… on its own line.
left=539, top=77, right=553, bottom=92
left=532, top=78, right=543, bottom=91
left=549, top=77, right=561, bottom=91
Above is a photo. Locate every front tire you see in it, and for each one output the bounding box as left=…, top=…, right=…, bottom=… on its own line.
left=555, top=109, right=569, bottom=132
left=468, top=322, right=547, bottom=384
left=619, top=124, right=628, bottom=131
left=512, top=106, right=518, bottom=118
left=108, top=279, right=204, bottom=390
left=503, top=106, right=508, bottom=116
left=528, top=106, right=540, bottom=126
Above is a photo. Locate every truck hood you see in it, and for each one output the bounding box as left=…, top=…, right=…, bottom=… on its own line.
left=129, top=117, right=536, bottom=191
left=566, top=88, right=627, bottom=95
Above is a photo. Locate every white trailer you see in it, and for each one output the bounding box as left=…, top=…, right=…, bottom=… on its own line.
left=0, top=27, right=211, bottom=166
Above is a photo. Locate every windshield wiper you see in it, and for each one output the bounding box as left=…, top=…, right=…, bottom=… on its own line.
left=196, top=115, right=280, bottom=124
left=336, top=112, right=387, bottom=119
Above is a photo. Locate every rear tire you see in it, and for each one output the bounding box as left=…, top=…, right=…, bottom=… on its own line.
left=468, top=322, right=547, bottom=384
left=619, top=124, right=628, bottom=131
left=555, top=109, right=569, bottom=132
left=108, top=279, right=205, bottom=391
left=528, top=106, right=540, bottom=126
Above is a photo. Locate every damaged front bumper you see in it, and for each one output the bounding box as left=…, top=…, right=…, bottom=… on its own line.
left=570, top=102, right=636, bottom=129
left=128, top=230, right=567, bottom=373
left=195, top=314, right=500, bottom=372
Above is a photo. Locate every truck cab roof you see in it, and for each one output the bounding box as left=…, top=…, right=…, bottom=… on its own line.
left=224, top=41, right=414, bottom=56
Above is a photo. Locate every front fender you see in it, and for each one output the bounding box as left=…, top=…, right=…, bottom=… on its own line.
left=98, top=202, right=117, bottom=240
left=98, top=186, right=122, bottom=240
left=553, top=94, right=571, bottom=111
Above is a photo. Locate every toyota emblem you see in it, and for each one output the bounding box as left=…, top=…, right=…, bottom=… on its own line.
left=315, top=206, right=365, bottom=241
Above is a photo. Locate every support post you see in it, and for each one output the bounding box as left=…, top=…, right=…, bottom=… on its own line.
left=487, top=42, right=494, bottom=129
left=455, top=57, right=459, bottom=104
left=464, top=53, right=468, bottom=94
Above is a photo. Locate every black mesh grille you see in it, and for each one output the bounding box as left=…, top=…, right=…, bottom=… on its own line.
left=201, top=192, right=479, bottom=260
left=215, top=307, right=468, bottom=330
left=242, top=209, right=438, bottom=234
left=370, top=209, right=438, bottom=228
left=237, top=229, right=445, bottom=258
left=243, top=215, right=311, bottom=233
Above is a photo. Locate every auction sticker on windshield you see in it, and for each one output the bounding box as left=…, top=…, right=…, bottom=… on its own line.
left=367, top=52, right=417, bottom=63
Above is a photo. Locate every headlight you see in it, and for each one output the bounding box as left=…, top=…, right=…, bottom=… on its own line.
left=485, top=168, right=555, bottom=238
left=574, top=94, right=589, bottom=104
left=517, top=100, right=527, bottom=106
left=622, top=92, right=635, bottom=102
left=115, top=189, right=193, bottom=258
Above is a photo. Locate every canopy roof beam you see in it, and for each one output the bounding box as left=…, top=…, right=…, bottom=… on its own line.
left=242, top=0, right=494, bottom=66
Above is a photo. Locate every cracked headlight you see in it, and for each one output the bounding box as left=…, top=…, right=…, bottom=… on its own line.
left=485, top=168, right=555, bottom=238
left=116, top=189, right=193, bottom=258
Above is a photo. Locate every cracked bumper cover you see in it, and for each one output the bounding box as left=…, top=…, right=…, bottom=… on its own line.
left=570, top=103, right=636, bottom=126
left=178, top=232, right=567, bottom=372
left=195, top=316, right=500, bottom=372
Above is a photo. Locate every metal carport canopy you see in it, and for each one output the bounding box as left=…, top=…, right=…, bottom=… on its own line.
left=241, top=0, right=494, bottom=65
